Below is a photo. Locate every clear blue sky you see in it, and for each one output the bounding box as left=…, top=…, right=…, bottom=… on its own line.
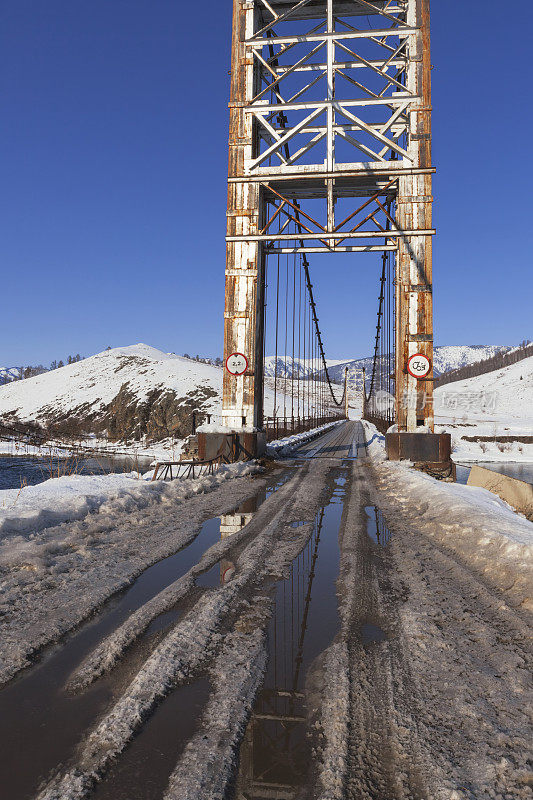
left=1, top=1, right=531, bottom=366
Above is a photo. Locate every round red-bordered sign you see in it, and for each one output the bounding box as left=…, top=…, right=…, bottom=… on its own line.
left=407, top=353, right=431, bottom=379
left=225, top=352, right=248, bottom=376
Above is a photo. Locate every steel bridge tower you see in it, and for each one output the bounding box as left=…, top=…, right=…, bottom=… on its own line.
left=222, top=0, right=437, bottom=444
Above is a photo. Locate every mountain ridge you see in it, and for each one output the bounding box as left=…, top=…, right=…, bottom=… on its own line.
left=265, top=345, right=513, bottom=383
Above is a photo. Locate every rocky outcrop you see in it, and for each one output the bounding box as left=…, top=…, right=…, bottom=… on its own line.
left=101, top=382, right=218, bottom=442
left=13, top=382, right=219, bottom=445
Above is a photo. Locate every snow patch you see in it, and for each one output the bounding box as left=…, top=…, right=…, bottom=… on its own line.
left=0, top=462, right=258, bottom=543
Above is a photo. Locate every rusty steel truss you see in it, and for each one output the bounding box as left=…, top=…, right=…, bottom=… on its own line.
left=223, top=0, right=435, bottom=432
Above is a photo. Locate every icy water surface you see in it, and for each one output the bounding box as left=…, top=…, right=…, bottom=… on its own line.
left=455, top=460, right=533, bottom=485
left=0, top=469, right=292, bottom=800
left=0, top=454, right=153, bottom=490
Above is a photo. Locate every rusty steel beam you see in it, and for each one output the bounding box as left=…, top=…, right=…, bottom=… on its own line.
left=222, top=0, right=436, bottom=434
left=223, top=0, right=263, bottom=429
left=395, top=0, right=434, bottom=432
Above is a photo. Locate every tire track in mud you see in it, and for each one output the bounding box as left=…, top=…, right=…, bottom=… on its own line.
left=35, top=459, right=336, bottom=800
left=378, top=515, right=533, bottom=799
left=0, top=468, right=267, bottom=687
left=358, top=459, right=533, bottom=800
left=311, top=454, right=532, bottom=800
left=310, top=460, right=432, bottom=800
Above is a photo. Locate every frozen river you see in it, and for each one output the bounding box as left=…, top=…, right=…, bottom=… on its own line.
left=0, top=454, right=153, bottom=490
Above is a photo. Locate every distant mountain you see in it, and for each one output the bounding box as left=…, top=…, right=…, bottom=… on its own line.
left=0, top=367, right=21, bottom=384
left=264, top=355, right=348, bottom=380
left=265, top=345, right=513, bottom=385
left=432, top=345, right=513, bottom=376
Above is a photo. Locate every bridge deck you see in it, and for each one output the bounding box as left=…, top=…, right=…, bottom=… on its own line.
left=293, top=420, right=367, bottom=460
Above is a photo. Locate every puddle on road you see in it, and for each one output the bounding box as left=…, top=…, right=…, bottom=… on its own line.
left=234, top=471, right=347, bottom=799
left=91, top=678, right=211, bottom=800
left=0, top=468, right=292, bottom=800
left=365, top=505, right=392, bottom=546
left=361, top=622, right=387, bottom=645
left=195, top=492, right=269, bottom=589
left=0, top=518, right=224, bottom=800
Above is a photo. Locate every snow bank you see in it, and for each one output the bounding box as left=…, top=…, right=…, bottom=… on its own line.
left=195, top=423, right=258, bottom=435
left=360, top=420, right=386, bottom=460
left=372, top=470, right=532, bottom=610
left=0, top=462, right=257, bottom=542
left=360, top=421, right=533, bottom=608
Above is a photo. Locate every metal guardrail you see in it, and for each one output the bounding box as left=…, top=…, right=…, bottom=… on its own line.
left=0, top=421, right=46, bottom=446
left=151, top=454, right=228, bottom=481
left=264, top=414, right=345, bottom=443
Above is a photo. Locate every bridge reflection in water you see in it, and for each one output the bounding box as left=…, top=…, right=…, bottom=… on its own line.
left=365, top=505, right=393, bottom=547
left=235, top=506, right=327, bottom=800
left=219, top=493, right=266, bottom=585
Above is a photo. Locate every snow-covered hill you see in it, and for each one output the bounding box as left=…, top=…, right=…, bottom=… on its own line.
left=432, top=345, right=512, bottom=376
left=0, top=344, right=314, bottom=456
left=435, top=355, right=533, bottom=462
left=0, top=345, right=288, bottom=453
left=322, top=345, right=512, bottom=385
left=0, top=345, right=222, bottom=435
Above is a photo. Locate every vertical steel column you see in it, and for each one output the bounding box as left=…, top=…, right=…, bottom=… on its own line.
left=395, top=0, right=434, bottom=431
left=326, top=0, right=335, bottom=243
left=223, top=0, right=263, bottom=429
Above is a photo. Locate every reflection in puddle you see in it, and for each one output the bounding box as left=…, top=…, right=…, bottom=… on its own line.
left=365, top=505, right=392, bottom=546
left=235, top=473, right=346, bottom=800
left=197, top=492, right=266, bottom=588
left=92, top=472, right=294, bottom=800
left=144, top=609, right=181, bottom=637
left=0, top=469, right=291, bottom=800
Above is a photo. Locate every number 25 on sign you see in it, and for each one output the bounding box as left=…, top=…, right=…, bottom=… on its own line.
left=407, top=353, right=431, bottom=379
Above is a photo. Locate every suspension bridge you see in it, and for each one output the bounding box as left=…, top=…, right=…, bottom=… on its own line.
left=2, top=6, right=528, bottom=798
left=204, top=0, right=451, bottom=469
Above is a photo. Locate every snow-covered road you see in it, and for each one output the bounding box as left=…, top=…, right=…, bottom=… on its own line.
left=0, top=421, right=531, bottom=800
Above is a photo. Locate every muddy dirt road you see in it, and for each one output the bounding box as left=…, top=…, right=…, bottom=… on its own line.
left=0, top=421, right=530, bottom=800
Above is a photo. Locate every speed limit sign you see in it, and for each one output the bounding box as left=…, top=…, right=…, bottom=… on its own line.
left=225, top=352, right=248, bottom=376
left=407, top=353, right=431, bottom=379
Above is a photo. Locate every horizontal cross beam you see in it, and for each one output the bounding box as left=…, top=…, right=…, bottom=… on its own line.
left=266, top=244, right=398, bottom=253
left=244, top=96, right=418, bottom=113
left=247, top=28, right=417, bottom=48
left=227, top=229, right=435, bottom=242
